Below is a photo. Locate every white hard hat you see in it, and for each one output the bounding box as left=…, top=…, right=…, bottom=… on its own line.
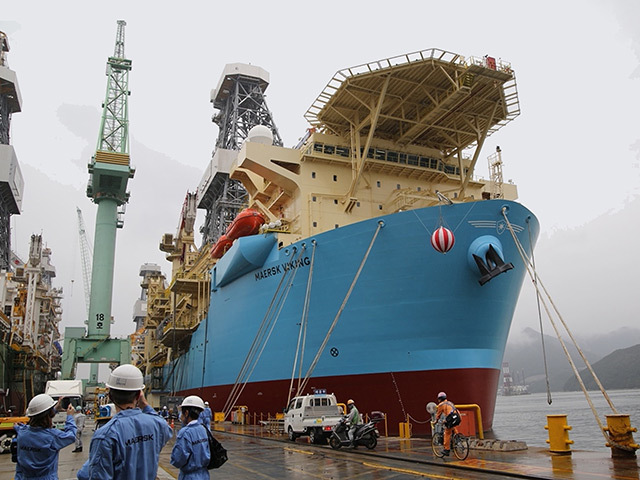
left=27, top=394, right=57, bottom=417
left=105, top=364, right=145, bottom=391
left=204, top=401, right=209, bottom=406
left=163, top=406, right=167, bottom=409
left=180, top=395, right=205, bottom=410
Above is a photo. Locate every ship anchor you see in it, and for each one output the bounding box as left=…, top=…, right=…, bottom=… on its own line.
left=473, top=244, right=514, bottom=286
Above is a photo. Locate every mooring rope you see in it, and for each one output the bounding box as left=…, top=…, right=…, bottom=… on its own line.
left=298, top=221, right=384, bottom=394
left=223, top=245, right=307, bottom=417
left=390, top=371, right=407, bottom=419
left=501, top=208, right=630, bottom=449
left=528, top=220, right=553, bottom=405
left=288, top=240, right=317, bottom=405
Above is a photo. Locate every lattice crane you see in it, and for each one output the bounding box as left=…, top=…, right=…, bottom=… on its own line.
left=76, top=207, right=93, bottom=317
left=61, top=21, right=133, bottom=379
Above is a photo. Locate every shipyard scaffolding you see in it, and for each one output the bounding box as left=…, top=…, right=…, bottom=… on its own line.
left=0, top=235, right=63, bottom=414
left=129, top=263, right=161, bottom=383
left=61, top=20, right=133, bottom=379
left=198, top=64, right=283, bottom=245
left=137, top=193, right=214, bottom=398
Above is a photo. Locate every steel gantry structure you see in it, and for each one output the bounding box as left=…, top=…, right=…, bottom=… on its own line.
left=61, top=21, right=134, bottom=379
left=197, top=64, right=282, bottom=245
left=0, top=31, right=23, bottom=271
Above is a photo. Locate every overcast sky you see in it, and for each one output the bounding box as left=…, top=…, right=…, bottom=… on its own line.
left=2, top=1, right=639, bottom=370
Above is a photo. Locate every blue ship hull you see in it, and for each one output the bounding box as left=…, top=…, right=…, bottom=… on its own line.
left=165, top=199, right=538, bottom=434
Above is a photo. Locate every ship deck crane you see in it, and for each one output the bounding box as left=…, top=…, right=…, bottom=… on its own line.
left=61, top=21, right=133, bottom=379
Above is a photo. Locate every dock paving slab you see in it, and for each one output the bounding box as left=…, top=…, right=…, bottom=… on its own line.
left=1, top=421, right=639, bottom=479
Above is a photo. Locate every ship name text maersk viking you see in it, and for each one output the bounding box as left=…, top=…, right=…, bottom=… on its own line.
left=255, top=256, right=311, bottom=281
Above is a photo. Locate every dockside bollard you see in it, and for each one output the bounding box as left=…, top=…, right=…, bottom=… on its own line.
left=545, top=414, right=573, bottom=454
left=604, top=414, right=639, bottom=458
left=399, top=415, right=412, bottom=438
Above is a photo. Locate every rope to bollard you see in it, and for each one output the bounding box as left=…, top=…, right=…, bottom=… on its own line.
left=502, top=208, right=636, bottom=452
left=407, top=414, right=430, bottom=425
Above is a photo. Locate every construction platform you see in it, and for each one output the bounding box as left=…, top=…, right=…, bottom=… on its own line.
left=1, top=421, right=638, bottom=479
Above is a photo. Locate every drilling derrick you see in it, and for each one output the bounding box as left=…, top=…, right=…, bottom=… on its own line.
left=197, top=64, right=282, bottom=245
left=0, top=31, right=24, bottom=271
left=61, top=21, right=133, bottom=379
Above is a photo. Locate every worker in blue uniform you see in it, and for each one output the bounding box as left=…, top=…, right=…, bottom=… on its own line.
left=199, top=400, right=212, bottom=430
left=170, top=395, right=211, bottom=479
left=77, top=364, right=173, bottom=480
left=14, top=393, right=77, bottom=480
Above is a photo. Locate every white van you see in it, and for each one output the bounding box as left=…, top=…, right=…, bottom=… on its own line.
left=44, top=380, right=83, bottom=428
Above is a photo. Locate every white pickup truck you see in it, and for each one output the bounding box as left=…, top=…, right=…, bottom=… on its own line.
left=283, top=392, right=344, bottom=444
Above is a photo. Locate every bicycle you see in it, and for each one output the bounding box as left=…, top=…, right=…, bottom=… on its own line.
left=431, top=423, right=469, bottom=460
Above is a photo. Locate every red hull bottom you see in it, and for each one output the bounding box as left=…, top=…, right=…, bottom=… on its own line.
left=179, top=368, right=500, bottom=436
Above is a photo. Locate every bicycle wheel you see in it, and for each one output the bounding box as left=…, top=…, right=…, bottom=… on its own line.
left=452, top=433, right=469, bottom=460
left=431, top=432, right=445, bottom=458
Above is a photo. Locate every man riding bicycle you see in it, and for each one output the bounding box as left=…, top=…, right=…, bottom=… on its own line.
left=435, top=391, right=459, bottom=456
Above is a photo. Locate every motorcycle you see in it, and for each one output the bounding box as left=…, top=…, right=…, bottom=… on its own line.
left=329, top=411, right=384, bottom=450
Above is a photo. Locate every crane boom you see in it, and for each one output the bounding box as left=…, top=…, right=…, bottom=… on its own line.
left=76, top=207, right=93, bottom=317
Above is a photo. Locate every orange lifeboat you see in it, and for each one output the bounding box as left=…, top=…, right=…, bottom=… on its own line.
left=210, top=235, right=233, bottom=259
left=225, top=209, right=265, bottom=240
left=210, top=209, right=266, bottom=259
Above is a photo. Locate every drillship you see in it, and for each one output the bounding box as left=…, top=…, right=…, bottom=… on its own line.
left=150, top=49, right=539, bottom=435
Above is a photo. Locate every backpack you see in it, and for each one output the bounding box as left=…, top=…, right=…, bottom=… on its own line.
left=445, top=409, right=461, bottom=428
left=203, top=426, right=228, bottom=469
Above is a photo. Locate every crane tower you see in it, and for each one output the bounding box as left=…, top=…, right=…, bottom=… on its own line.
left=61, top=21, right=133, bottom=379
left=197, top=64, right=282, bottom=245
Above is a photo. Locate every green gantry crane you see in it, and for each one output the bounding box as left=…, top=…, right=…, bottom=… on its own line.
left=61, top=20, right=134, bottom=379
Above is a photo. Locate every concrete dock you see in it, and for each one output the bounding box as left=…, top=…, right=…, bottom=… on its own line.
left=1, top=421, right=638, bottom=479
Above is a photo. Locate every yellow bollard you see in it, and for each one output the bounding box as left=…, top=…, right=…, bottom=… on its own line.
left=545, top=414, right=574, bottom=454
left=604, top=414, right=639, bottom=458
left=399, top=422, right=412, bottom=438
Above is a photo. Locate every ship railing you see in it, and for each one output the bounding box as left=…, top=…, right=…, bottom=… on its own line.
left=261, top=417, right=284, bottom=435
left=467, top=55, right=514, bottom=75
left=305, top=48, right=467, bottom=127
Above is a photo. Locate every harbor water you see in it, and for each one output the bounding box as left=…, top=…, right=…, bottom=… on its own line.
left=492, top=389, right=640, bottom=451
